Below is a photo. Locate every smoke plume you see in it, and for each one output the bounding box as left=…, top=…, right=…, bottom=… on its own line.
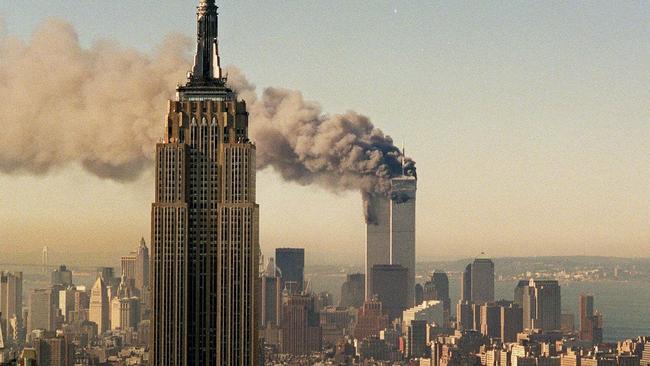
left=0, top=20, right=414, bottom=218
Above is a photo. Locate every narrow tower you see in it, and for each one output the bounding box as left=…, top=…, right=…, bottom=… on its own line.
left=150, top=1, right=259, bottom=365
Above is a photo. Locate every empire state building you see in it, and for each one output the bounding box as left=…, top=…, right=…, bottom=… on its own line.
left=150, top=1, right=259, bottom=365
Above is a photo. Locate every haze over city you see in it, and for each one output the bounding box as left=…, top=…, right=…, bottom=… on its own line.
left=1, top=1, right=649, bottom=265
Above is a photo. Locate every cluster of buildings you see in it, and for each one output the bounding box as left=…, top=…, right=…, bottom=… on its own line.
left=0, top=239, right=150, bottom=365
left=258, top=254, right=610, bottom=366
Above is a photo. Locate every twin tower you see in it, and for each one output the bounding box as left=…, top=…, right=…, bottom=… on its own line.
left=366, top=175, right=417, bottom=309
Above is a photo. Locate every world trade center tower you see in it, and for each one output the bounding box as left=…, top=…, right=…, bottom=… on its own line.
left=366, top=174, right=417, bottom=308
left=150, top=1, right=259, bottom=365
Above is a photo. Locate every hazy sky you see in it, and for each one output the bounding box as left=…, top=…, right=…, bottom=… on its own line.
left=0, top=1, right=648, bottom=265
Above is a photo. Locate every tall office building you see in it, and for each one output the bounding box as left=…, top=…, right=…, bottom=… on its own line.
left=134, top=238, right=149, bottom=295
left=423, top=270, right=451, bottom=325
left=88, top=276, right=109, bottom=335
left=110, top=275, right=140, bottom=331
left=340, top=273, right=365, bottom=308
left=405, top=319, right=427, bottom=358
left=365, top=175, right=417, bottom=307
left=150, top=1, right=259, bottom=364
left=121, top=238, right=149, bottom=295
left=280, top=293, right=321, bottom=355
left=28, top=289, right=57, bottom=333
left=480, top=303, right=501, bottom=339
left=259, top=258, right=282, bottom=327
left=579, top=294, right=603, bottom=344
left=97, top=267, right=119, bottom=297
left=371, top=264, right=408, bottom=321
left=0, top=272, right=22, bottom=344
left=470, top=258, right=495, bottom=304
left=58, top=287, right=77, bottom=323
left=275, top=248, right=305, bottom=293
left=456, top=300, right=474, bottom=331
left=51, top=266, right=73, bottom=288
left=461, top=264, right=472, bottom=302
left=519, top=279, right=561, bottom=332
left=71, top=290, right=90, bottom=323
left=353, top=298, right=389, bottom=341
left=34, top=336, right=72, bottom=366
left=501, top=303, right=523, bottom=343
left=120, top=253, right=136, bottom=289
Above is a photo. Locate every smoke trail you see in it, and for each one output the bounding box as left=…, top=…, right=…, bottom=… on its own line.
left=0, top=20, right=415, bottom=219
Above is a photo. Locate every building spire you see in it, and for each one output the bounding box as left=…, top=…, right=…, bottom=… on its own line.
left=190, top=0, right=222, bottom=85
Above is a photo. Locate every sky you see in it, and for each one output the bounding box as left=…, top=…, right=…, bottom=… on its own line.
left=0, top=1, right=648, bottom=265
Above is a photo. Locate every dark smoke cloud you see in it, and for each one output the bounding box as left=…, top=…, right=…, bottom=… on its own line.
left=227, top=69, right=411, bottom=195
left=0, top=20, right=415, bottom=217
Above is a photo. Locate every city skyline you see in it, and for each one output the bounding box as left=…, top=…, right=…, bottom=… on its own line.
left=0, top=1, right=649, bottom=263
left=2, top=2, right=650, bottom=363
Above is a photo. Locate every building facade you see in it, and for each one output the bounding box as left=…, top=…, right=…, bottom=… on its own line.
left=149, top=1, right=259, bottom=364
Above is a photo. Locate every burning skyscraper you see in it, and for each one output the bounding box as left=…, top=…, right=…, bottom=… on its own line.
left=365, top=170, right=417, bottom=308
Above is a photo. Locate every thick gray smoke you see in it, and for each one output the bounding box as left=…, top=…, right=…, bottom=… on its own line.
left=0, top=20, right=191, bottom=180
left=0, top=20, right=415, bottom=219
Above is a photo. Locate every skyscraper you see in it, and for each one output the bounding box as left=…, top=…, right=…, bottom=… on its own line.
left=461, top=264, right=472, bottom=302
left=110, top=274, right=140, bottom=331
left=500, top=303, right=523, bottom=343
left=121, top=238, right=149, bottom=296
left=275, top=248, right=305, bottom=293
left=259, top=258, right=282, bottom=327
left=88, top=276, right=109, bottom=335
left=339, top=273, right=365, bottom=308
left=365, top=176, right=417, bottom=307
left=34, top=335, right=73, bottom=366
left=134, top=238, right=149, bottom=295
left=58, top=287, right=77, bottom=323
left=470, top=258, right=495, bottom=304
left=120, top=253, right=136, bottom=289
left=280, top=293, right=322, bottom=355
left=28, top=289, right=57, bottom=333
left=51, top=265, right=72, bottom=288
left=149, top=1, right=259, bottom=364
left=405, top=319, right=427, bottom=358
left=371, top=264, right=408, bottom=321
left=461, top=258, right=495, bottom=305
left=579, top=294, right=603, bottom=344
left=423, top=270, right=451, bottom=325
left=0, top=272, right=22, bottom=344
left=520, top=279, right=561, bottom=332
left=480, top=303, right=501, bottom=339
left=353, top=298, right=389, bottom=341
